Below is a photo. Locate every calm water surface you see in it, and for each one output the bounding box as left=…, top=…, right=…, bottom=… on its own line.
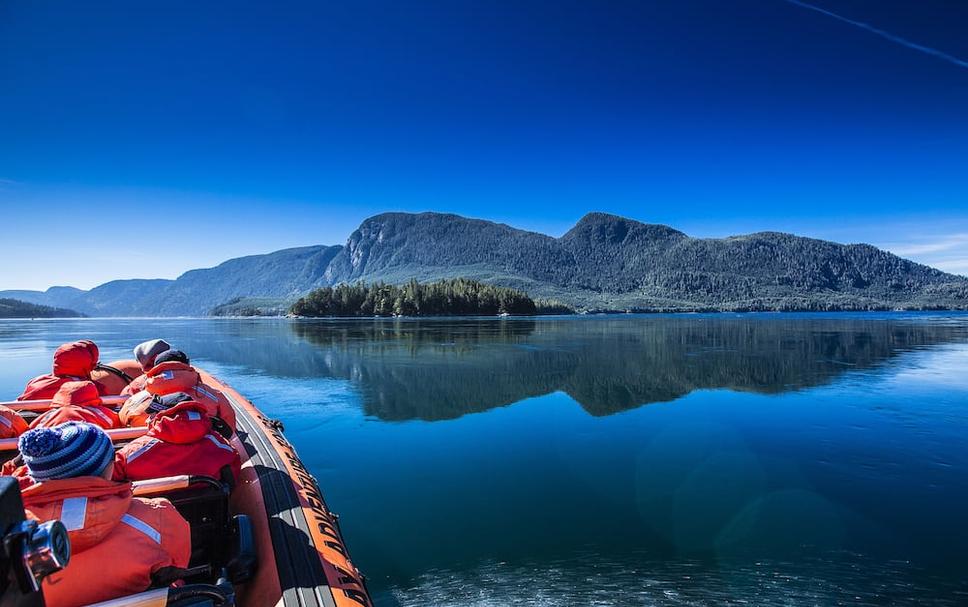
left=1, top=314, right=967, bottom=606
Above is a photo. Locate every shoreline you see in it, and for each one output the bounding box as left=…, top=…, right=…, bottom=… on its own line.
left=5, top=309, right=968, bottom=321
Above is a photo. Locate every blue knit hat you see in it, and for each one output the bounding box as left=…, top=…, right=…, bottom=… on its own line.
left=18, top=422, right=115, bottom=481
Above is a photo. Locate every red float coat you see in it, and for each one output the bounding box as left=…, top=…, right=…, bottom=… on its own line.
left=18, top=341, right=106, bottom=401
left=29, top=381, right=120, bottom=430
left=20, top=476, right=191, bottom=607
left=115, top=402, right=241, bottom=484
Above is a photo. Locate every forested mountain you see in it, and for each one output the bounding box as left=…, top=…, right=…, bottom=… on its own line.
left=3, top=246, right=341, bottom=316
left=323, top=212, right=576, bottom=287
left=0, top=298, right=83, bottom=318
left=144, top=245, right=342, bottom=316
left=321, top=212, right=968, bottom=311
left=2, top=212, right=966, bottom=316
left=0, top=281, right=171, bottom=316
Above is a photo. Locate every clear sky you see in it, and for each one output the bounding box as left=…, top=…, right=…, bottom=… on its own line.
left=1, top=0, right=966, bottom=290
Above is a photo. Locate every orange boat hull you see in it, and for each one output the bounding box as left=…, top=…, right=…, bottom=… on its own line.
left=200, top=369, right=372, bottom=607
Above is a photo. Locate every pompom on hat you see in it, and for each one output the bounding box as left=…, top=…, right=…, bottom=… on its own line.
left=18, top=422, right=115, bottom=481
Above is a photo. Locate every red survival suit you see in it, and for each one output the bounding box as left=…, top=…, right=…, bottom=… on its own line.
left=123, top=362, right=236, bottom=431
left=30, top=381, right=120, bottom=430
left=115, top=401, right=241, bottom=485
left=21, top=476, right=190, bottom=607
left=18, top=340, right=107, bottom=401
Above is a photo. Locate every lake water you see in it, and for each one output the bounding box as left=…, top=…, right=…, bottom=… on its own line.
left=2, top=314, right=967, bottom=606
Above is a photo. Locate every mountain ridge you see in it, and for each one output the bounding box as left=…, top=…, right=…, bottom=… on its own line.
left=3, top=211, right=966, bottom=316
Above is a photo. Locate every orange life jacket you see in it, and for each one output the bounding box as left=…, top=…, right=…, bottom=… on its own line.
left=123, top=362, right=236, bottom=431
left=90, top=359, right=143, bottom=396
left=115, top=402, right=241, bottom=484
left=20, top=476, right=190, bottom=607
left=122, top=373, right=148, bottom=395
left=0, top=405, right=28, bottom=439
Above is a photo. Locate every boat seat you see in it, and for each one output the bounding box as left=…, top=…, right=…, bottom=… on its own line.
left=169, top=480, right=231, bottom=569
left=134, top=474, right=256, bottom=585
left=134, top=474, right=230, bottom=571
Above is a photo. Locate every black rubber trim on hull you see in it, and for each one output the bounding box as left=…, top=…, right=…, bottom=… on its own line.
left=228, top=392, right=339, bottom=607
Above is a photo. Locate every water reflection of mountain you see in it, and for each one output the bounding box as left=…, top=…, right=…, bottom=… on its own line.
left=270, top=316, right=966, bottom=421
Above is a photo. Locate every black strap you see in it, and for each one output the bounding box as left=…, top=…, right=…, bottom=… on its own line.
left=94, top=363, right=136, bottom=385
left=210, top=416, right=234, bottom=440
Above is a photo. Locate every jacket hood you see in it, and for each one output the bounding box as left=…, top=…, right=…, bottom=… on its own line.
left=21, top=477, right=132, bottom=552
left=145, top=362, right=199, bottom=397
left=52, top=341, right=99, bottom=378
left=147, top=402, right=210, bottom=444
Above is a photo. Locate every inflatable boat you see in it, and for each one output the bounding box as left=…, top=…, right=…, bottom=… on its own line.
left=0, top=362, right=373, bottom=607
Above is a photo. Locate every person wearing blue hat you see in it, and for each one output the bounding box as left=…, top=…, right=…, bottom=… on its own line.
left=17, top=422, right=191, bottom=607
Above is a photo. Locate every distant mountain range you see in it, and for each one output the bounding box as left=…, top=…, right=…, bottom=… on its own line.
left=3, top=212, right=967, bottom=316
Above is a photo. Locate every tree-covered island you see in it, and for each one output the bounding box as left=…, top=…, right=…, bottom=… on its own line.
left=290, top=279, right=572, bottom=317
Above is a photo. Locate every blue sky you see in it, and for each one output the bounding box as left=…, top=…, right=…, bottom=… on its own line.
left=1, top=0, right=966, bottom=290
